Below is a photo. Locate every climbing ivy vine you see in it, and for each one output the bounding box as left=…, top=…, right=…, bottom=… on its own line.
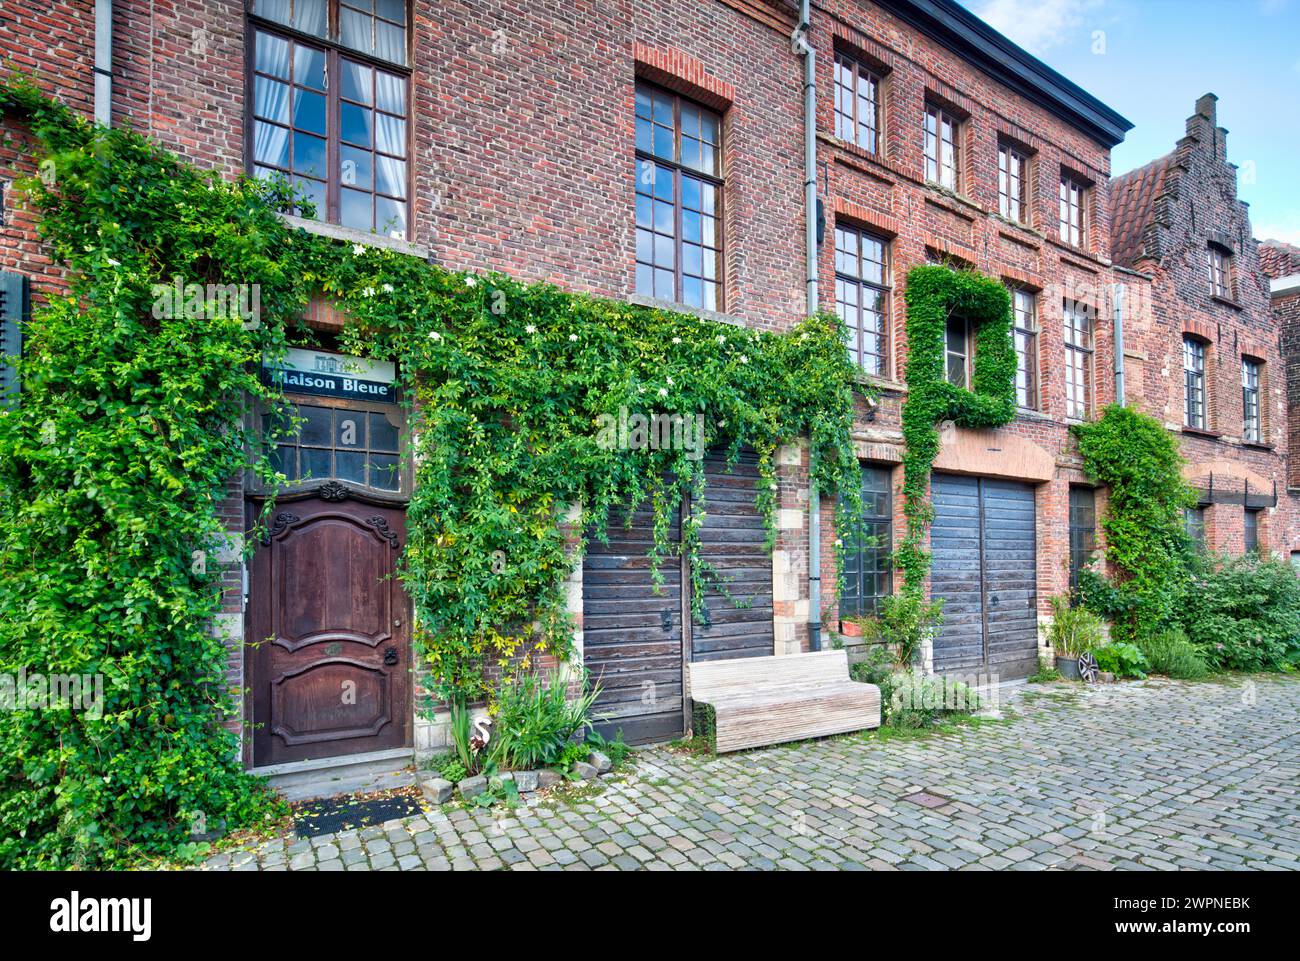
left=897, top=265, right=1016, bottom=595
left=0, top=78, right=867, bottom=866
left=1073, top=404, right=1195, bottom=642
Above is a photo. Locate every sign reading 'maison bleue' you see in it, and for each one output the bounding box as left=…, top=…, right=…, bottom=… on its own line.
left=262, top=348, right=397, bottom=402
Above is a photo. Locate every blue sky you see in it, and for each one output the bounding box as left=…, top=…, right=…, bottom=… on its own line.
left=963, top=0, right=1300, bottom=244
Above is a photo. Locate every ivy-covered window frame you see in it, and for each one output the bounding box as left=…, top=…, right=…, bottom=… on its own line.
left=840, top=463, right=894, bottom=618
left=897, top=266, right=1016, bottom=593
left=1068, top=485, right=1096, bottom=592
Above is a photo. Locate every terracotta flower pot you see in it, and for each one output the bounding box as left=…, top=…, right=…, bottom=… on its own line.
left=840, top=619, right=864, bottom=637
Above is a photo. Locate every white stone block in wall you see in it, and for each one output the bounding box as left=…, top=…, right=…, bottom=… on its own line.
left=777, top=508, right=803, bottom=530
left=210, top=613, right=243, bottom=641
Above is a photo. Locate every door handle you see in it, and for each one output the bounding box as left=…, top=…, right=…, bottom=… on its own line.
left=660, top=610, right=672, bottom=632
left=990, top=594, right=999, bottom=605
left=383, top=647, right=399, bottom=666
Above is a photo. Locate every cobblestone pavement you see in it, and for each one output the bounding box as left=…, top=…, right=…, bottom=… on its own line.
left=203, top=676, right=1300, bottom=871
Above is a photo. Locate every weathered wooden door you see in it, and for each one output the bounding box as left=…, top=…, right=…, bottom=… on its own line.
left=583, top=500, right=687, bottom=745
left=691, top=450, right=775, bottom=661
left=930, top=473, right=1038, bottom=679
left=582, top=450, right=776, bottom=744
left=249, top=496, right=411, bottom=766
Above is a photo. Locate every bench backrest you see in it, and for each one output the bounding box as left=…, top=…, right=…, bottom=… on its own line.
left=687, top=649, right=850, bottom=699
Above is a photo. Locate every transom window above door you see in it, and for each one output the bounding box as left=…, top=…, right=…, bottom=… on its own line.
left=634, top=83, right=724, bottom=311
left=248, top=1, right=411, bottom=239
left=264, top=403, right=404, bottom=492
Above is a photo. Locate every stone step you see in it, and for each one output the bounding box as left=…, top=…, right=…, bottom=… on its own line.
left=250, top=748, right=416, bottom=803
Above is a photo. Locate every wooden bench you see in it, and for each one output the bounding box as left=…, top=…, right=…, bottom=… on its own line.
left=686, top=649, right=881, bottom=753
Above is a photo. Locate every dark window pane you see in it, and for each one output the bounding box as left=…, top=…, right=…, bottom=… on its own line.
left=341, top=187, right=374, bottom=231
left=376, top=71, right=405, bottom=115
left=292, top=131, right=327, bottom=177
left=294, top=0, right=328, bottom=37
left=335, top=413, right=365, bottom=449
left=340, top=145, right=373, bottom=190
left=298, top=405, right=333, bottom=446
left=293, top=88, right=327, bottom=136
left=336, top=450, right=367, bottom=483
left=370, top=454, right=400, bottom=490
left=341, top=61, right=374, bottom=105
left=294, top=43, right=326, bottom=90
left=370, top=412, right=400, bottom=452
left=255, top=31, right=291, bottom=79
left=301, top=447, right=332, bottom=481
left=341, top=102, right=374, bottom=147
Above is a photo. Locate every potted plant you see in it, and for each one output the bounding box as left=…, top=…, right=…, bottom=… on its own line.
left=838, top=613, right=882, bottom=640
left=1043, top=594, right=1106, bottom=681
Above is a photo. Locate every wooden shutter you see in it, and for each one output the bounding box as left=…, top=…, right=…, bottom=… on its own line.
left=0, top=271, right=26, bottom=407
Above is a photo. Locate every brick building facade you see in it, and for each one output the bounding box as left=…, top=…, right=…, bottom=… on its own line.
left=0, top=0, right=1294, bottom=766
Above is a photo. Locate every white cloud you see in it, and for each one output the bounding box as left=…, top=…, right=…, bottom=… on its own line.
left=972, top=0, right=1104, bottom=55
left=1255, top=220, right=1300, bottom=247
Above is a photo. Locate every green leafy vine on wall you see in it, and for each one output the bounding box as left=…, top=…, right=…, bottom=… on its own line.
left=897, top=265, right=1017, bottom=595
left=0, top=77, right=869, bottom=866
left=1072, top=404, right=1195, bottom=642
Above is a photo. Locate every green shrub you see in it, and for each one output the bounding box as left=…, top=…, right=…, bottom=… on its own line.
left=883, top=670, right=981, bottom=728
left=876, top=593, right=944, bottom=666
left=1178, top=554, right=1300, bottom=671
left=1136, top=627, right=1209, bottom=679
left=1093, top=641, right=1148, bottom=679
left=1042, top=594, right=1106, bottom=657
left=486, top=669, right=600, bottom=771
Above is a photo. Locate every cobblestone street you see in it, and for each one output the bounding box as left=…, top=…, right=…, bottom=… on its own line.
left=203, top=676, right=1300, bottom=871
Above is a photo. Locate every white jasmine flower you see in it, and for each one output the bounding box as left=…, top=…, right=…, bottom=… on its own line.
left=362, top=286, right=376, bottom=298
left=382, top=283, right=394, bottom=293
left=667, top=377, right=674, bottom=386
left=569, top=333, right=579, bottom=342
left=739, top=355, right=749, bottom=364
left=717, top=335, right=726, bottom=344
left=658, top=388, right=668, bottom=398
left=672, top=336, right=682, bottom=344
left=106, top=257, right=120, bottom=267
left=428, top=330, right=442, bottom=341
left=835, top=538, right=843, bottom=547
left=525, top=324, right=537, bottom=334
left=464, top=275, right=477, bottom=287
left=352, top=243, right=366, bottom=256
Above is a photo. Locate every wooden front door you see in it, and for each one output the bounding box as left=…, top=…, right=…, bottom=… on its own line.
left=249, top=495, right=411, bottom=766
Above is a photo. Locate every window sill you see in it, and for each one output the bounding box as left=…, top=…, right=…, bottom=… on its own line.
left=1015, top=406, right=1052, bottom=421
left=625, top=293, right=747, bottom=329
left=1181, top=426, right=1222, bottom=439
left=856, top=372, right=907, bottom=394
left=1241, top=440, right=1274, bottom=451
left=281, top=215, right=430, bottom=260
left=1211, top=294, right=1243, bottom=311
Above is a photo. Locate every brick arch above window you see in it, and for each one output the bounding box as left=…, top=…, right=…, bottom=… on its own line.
left=632, top=43, right=734, bottom=112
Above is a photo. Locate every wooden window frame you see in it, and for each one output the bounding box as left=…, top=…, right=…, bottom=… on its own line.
left=841, top=464, right=894, bottom=618
left=1063, top=299, right=1093, bottom=419
left=1208, top=246, right=1234, bottom=299
left=1242, top=356, right=1263, bottom=443
left=944, top=314, right=972, bottom=388
left=1183, top=335, right=1207, bottom=430
left=634, top=81, right=726, bottom=312
left=834, top=53, right=881, bottom=154
left=1244, top=507, right=1260, bottom=554
left=924, top=103, right=961, bottom=191
left=245, top=2, right=413, bottom=238
left=998, top=142, right=1030, bottom=225
left=1059, top=173, right=1087, bottom=248
left=834, top=224, right=890, bottom=376
left=1068, top=486, right=1096, bottom=591
left=1011, top=287, right=1038, bottom=409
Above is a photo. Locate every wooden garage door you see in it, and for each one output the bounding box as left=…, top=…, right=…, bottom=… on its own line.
left=930, top=473, right=1038, bottom=679
left=583, top=450, right=775, bottom=743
